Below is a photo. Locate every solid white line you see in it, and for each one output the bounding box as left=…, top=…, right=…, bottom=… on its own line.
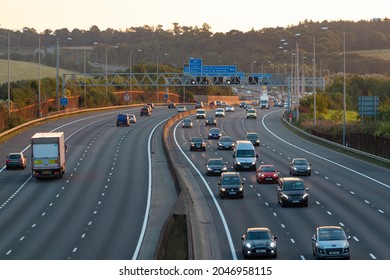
left=172, top=118, right=238, bottom=260
left=132, top=117, right=171, bottom=260
left=261, top=111, right=390, bottom=189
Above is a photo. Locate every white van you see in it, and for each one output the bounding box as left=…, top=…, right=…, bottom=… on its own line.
left=196, top=109, right=206, bottom=119
left=233, top=140, right=258, bottom=171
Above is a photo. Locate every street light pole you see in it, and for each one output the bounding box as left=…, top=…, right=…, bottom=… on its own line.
left=321, top=26, right=346, bottom=145
left=38, top=35, right=41, bottom=118
left=343, top=31, right=346, bottom=146
left=105, top=47, right=108, bottom=95
left=56, top=38, right=60, bottom=111
left=7, top=31, right=11, bottom=115
left=313, top=35, right=317, bottom=125
left=295, top=33, right=301, bottom=122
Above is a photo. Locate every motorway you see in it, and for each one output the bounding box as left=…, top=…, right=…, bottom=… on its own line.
left=172, top=106, right=390, bottom=260
left=0, top=105, right=389, bottom=260
left=0, top=107, right=177, bottom=259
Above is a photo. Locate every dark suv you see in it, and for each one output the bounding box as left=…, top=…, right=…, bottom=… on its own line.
left=218, top=172, right=244, bottom=199
left=140, top=107, right=151, bottom=116
left=277, top=177, right=309, bottom=207
left=116, top=113, right=130, bottom=126
left=205, top=116, right=217, bottom=126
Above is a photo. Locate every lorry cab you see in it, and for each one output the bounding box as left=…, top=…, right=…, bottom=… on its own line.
left=233, top=140, right=258, bottom=171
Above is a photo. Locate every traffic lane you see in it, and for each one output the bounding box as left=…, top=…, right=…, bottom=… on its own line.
left=259, top=110, right=390, bottom=221
left=177, top=124, right=305, bottom=260
left=187, top=109, right=389, bottom=259
left=68, top=118, right=159, bottom=259
left=0, top=107, right=171, bottom=259
left=253, top=111, right=390, bottom=259
left=1, top=118, right=134, bottom=259
left=260, top=109, right=389, bottom=188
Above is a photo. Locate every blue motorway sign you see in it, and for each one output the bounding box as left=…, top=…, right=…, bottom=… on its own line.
left=60, top=97, right=68, bottom=106
left=202, top=65, right=237, bottom=76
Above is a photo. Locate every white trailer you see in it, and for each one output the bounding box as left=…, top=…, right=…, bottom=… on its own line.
left=260, top=93, right=269, bottom=109
left=31, top=132, right=66, bottom=179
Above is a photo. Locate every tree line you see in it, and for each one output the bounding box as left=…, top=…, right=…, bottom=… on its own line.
left=1, top=19, right=390, bottom=75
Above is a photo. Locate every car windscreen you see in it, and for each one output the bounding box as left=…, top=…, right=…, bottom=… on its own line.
left=284, top=181, right=304, bottom=190
left=247, top=231, right=271, bottom=240
left=318, top=229, right=346, bottom=241
left=222, top=176, right=240, bottom=185
left=236, top=149, right=255, bottom=157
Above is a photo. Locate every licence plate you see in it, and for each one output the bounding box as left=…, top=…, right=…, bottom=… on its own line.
left=256, top=249, right=266, bottom=253
left=42, top=170, right=52, bottom=175
left=329, top=251, right=340, bottom=255
left=229, top=191, right=236, bottom=195
left=266, top=178, right=273, bottom=180
left=292, top=200, right=300, bottom=203
left=243, top=166, right=249, bottom=168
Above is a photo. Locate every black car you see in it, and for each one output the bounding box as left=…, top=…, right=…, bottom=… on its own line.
left=245, top=132, right=260, bottom=147
left=289, top=158, right=311, bottom=176
left=6, top=152, right=27, bottom=169
left=182, top=118, right=193, bottom=128
left=277, top=177, right=309, bottom=207
left=140, top=107, right=151, bottom=116
left=208, top=128, right=222, bottom=139
left=168, top=102, right=176, bottom=108
left=205, top=116, right=217, bottom=126
left=218, top=172, right=244, bottom=199
left=205, top=158, right=228, bottom=176
left=217, top=136, right=235, bottom=150
left=190, top=137, right=206, bottom=151
left=241, top=227, right=277, bottom=259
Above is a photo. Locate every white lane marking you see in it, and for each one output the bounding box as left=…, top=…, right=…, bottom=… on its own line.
left=172, top=119, right=238, bottom=260
left=132, top=117, right=171, bottom=260
left=261, top=111, right=390, bottom=190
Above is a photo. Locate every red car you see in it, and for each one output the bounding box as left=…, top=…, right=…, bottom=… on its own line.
left=256, top=164, right=279, bottom=183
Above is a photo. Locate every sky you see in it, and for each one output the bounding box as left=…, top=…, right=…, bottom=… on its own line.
left=2, top=0, right=390, bottom=33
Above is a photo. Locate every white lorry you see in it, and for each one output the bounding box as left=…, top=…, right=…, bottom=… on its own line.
left=260, top=94, right=269, bottom=109
left=31, top=132, right=66, bottom=179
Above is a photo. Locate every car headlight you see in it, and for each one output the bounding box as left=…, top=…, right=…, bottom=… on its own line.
left=245, top=242, right=252, bottom=249
left=293, top=167, right=297, bottom=170
left=220, top=188, right=226, bottom=191
left=239, top=186, right=244, bottom=191
left=207, top=167, right=212, bottom=171
left=252, top=160, right=256, bottom=165
left=222, top=167, right=227, bottom=171
left=303, top=193, right=309, bottom=199
left=282, top=194, right=289, bottom=199
left=269, top=241, right=277, bottom=249
left=307, top=166, right=311, bottom=170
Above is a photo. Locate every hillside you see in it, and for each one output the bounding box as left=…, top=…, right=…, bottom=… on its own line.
left=0, top=59, right=77, bottom=84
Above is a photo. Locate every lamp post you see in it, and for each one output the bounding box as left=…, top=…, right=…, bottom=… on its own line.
left=38, top=34, right=42, bottom=118
left=56, top=38, right=60, bottom=111
left=7, top=31, right=11, bottom=115
left=342, top=31, right=346, bottom=146
left=295, top=33, right=301, bottom=122
left=313, top=35, right=317, bottom=125
left=322, top=27, right=346, bottom=146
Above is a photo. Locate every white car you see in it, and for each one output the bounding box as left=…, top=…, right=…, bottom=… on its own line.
left=129, top=114, right=137, bottom=123
left=215, top=108, right=225, bottom=117
left=177, top=106, right=187, bottom=112
left=225, top=105, right=235, bottom=112
left=196, top=109, right=206, bottom=119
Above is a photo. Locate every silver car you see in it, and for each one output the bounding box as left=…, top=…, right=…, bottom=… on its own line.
left=289, top=157, right=311, bottom=176
left=311, top=226, right=351, bottom=260
left=241, top=227, right=277, bottom=259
